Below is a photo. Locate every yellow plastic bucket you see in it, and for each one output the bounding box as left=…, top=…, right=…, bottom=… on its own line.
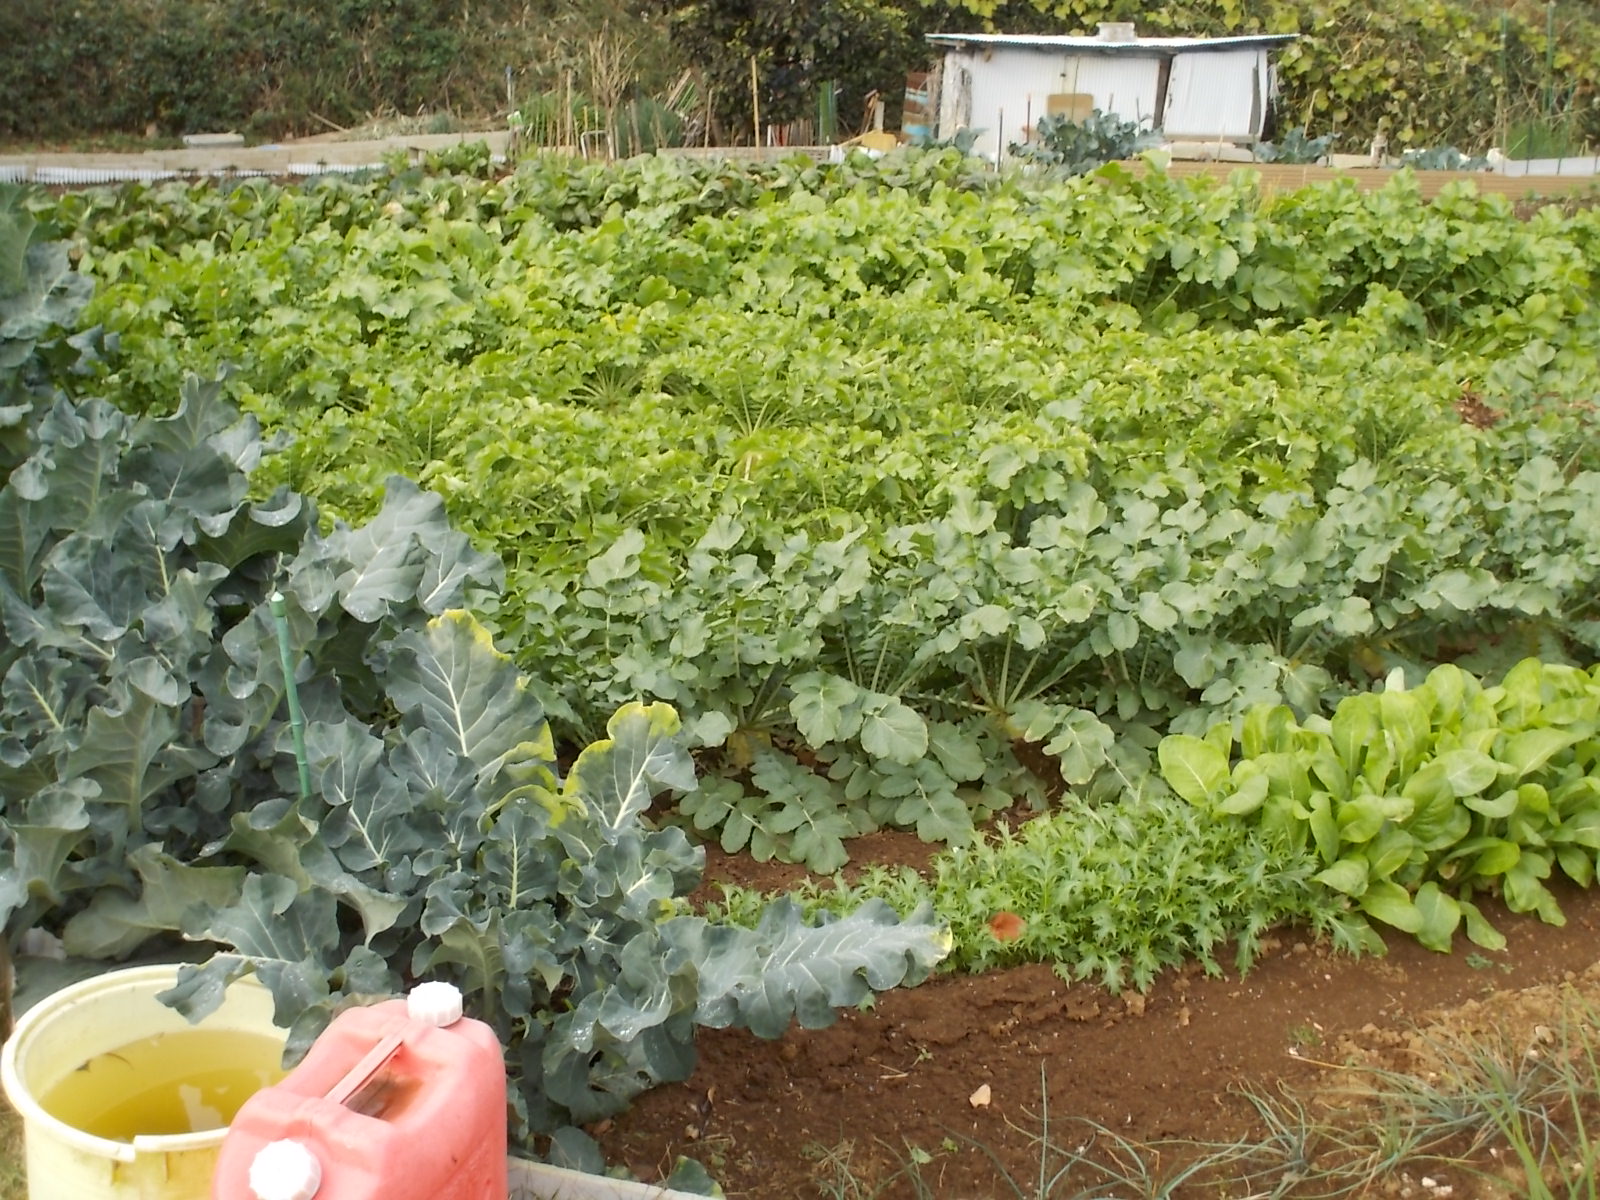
left=1, top=964, right=283, bottom=1200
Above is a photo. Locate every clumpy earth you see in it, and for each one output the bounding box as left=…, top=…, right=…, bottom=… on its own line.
left=597, top=838, right=1600, bottom=1199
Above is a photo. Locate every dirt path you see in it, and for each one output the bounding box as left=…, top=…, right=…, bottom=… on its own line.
left=599, top=881, right=1600, bottom=1197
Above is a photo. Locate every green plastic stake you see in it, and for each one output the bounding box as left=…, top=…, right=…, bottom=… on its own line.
left=270, top=590, right=313, bottom=801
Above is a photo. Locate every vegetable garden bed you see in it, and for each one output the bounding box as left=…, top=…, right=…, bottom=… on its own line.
left=3, top=148, right=1598, bottom=1196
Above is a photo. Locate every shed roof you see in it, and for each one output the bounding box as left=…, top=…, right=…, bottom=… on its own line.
left=926, top=32, right=1297, bottom=55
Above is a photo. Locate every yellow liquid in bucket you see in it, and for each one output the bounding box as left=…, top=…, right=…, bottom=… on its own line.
left=38, top=1030, right=285, bottom=1142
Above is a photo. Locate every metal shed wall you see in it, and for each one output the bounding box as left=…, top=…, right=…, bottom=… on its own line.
left=937, top=46, right=1160, bottom=161
left=1055, top=55, right=1163, bottom=126
left=1162, top=48, right=1272, bottom=138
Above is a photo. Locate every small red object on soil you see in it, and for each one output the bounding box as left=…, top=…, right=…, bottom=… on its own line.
left=988, top=911, right=1026, bottom=941
left=1455, top=386, right=1505, bottom=429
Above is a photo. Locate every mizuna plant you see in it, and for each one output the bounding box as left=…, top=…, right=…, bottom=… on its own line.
left=710, top=787, right=1364, bottom=991
left=1161, top=661, right=1600, bottom=952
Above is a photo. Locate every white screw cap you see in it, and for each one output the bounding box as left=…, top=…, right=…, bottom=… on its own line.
left=407, top=980, right=464, bottom=1027
left=249, top=1139, right=322, bottom=1200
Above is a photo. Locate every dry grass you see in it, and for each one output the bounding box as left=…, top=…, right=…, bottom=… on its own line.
left=0, top=1095, right=22, bottom=1200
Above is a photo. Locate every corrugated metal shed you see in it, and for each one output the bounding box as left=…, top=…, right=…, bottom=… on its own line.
left=935, top=48, right=1164, bottom=158
left=1056, top=56, right=1163, bottom=126
left=928, top=30, right=1296, bottom=161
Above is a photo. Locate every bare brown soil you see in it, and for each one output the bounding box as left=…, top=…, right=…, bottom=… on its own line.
left=599, top=835, right=1600, bottom=1199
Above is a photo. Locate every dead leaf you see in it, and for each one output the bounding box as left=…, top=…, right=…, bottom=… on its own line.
left=969, top=1083, right=992, bottom=1108
left=987, top=911, right=1026, bottom=941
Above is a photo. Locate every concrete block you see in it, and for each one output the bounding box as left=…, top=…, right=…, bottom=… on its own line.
left=181, top=132, right=246, bottom=148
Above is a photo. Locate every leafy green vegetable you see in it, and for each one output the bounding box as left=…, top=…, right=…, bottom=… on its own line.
left=1253, top=128, right=1335, bottom=165
left=26, top=156, right=1600, bottom=868
left=1011, top=111, right=1163, bottom=174
left=1401, top=147, right=1491, bottom=171
left=1, top=182, right=100, bottom=471
left=1164, top=660, right=1600, bottom=952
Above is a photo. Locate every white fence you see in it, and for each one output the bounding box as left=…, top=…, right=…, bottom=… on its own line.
left=1497, top=155, right=1600, bottom=177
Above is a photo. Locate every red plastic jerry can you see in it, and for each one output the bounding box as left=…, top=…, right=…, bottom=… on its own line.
left=212, top=982, right=507, bottom=1200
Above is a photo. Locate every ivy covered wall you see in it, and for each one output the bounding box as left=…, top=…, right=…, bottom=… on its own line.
left=2, top=0, right=1596, bottom=151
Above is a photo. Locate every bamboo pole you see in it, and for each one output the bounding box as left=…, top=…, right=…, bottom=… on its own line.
left=1546, top=0, right=1557, bottom=118
left=564, top=69, right=574, bottom=151
left=750, top=56, right=760, bottom=148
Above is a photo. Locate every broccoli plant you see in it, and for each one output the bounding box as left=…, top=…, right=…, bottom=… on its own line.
left=1, top=183, right=97, bottom=468
left=0, top=204, right=949, bottom=1152
left=1011, top=110, right=1162, bottom=175
left=1254, top=127, right=1336, bottom=165
left=1402, top=146, right=1491, bottom=170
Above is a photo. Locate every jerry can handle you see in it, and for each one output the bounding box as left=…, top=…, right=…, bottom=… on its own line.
left=325, top=1029, right=407, bottom=1110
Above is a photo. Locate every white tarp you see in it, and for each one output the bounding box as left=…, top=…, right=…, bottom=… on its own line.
left=1162, top=48, right=1270, bottom=139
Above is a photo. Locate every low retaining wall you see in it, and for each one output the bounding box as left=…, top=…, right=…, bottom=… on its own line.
left=3, top=137, right=1597, bottom=200
left=0, top=131, right=512, bottom=185
left=1156, top=160, right=1600, bottom=200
